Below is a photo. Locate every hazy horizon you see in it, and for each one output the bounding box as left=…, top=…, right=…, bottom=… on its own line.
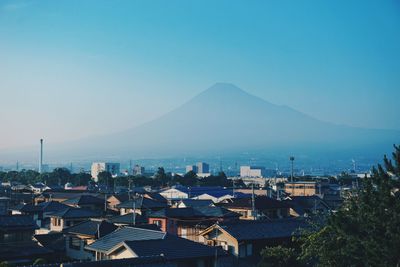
left=1, top=0, right=400, bottom=151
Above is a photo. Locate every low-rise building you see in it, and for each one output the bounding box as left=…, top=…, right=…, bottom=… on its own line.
left=91, top=163, right=120, bottom=181
left=199, top=218, right=308, bottom=259
left=49, top=207, right=101, bottom=232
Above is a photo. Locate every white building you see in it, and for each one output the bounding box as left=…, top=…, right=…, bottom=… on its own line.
left=197, top=162, right=210, bottom=174
left=240, top=166, right=267, bottom=178
left=133, top=165, right=145, bottom=176
left=91, top=162, right=120, bottom=181
left=186, top=165, right=198, bottom=173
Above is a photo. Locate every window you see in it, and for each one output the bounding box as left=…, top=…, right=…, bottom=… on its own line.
left=153, top=220, right=162, bottom=227
left=246, top=244, right=253, bottom=256
left=53, top=218, right=61, bottom=226
left=69, top=236, right=81, bottom=250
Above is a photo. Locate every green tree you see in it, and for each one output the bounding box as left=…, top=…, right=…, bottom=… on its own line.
left=175, top=170, right=198, bottom=186
left=72, top=172, right=92, bottom=186
left=259, top=246, right=302, bottom=267
left=97, top=171, right=113, bottom=188
left=299, top=145, right=400, bottom=266
left=154, top=167, right=171, bottom=187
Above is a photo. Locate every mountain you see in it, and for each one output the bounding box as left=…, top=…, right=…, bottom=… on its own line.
left=1, top=83, right=399, bottom=162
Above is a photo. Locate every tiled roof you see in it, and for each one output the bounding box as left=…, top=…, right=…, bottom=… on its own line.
left=63, top=219, right=117, bottom=237
left=0, top=215, right=38, bottom=231
left=85, top=226, right=166, bottom=253
left=21, top=201, right=69, bottom=213
left=166, top=186, right=233, bottom=198
left=123, top=235, right=225, bottom=260
left=117, top=196, right=168, bottom=210
left=109, top=213, right=147, bottom=225
left=63, top=195, right=105, bottom=206
left=49, top=207, right=101, bottom=219
left=221, top=196, right=290, bottom=210
left=33, top=232, right=65, bottom=251
left=215, top=218, right=308, bottom=241
left=149, top=206, right=240, bottom=219
left=179, top=199, right=214, bottom=207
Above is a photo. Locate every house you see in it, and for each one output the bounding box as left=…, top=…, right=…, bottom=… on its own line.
left=159, top=186, right=233, bottom=201
left=99, top=235, right=225, bottom=266
left=34, top=232, right=65, bottom=259
left=219, top=196, right=290, bottom=220
left=63, top=219, right=118, bottom=260
left=0, top=215, right=52, bottom=262
left=30, top=182, right=51, bottom=194
left=63, top=195, right=106, bottom=211
left=49, top=207, right=102, bottom=232
left=116, top=195, right=168, bottom=216
left=107, top=193, right=130, bottom=211
left=38, top=190, right=101, bottom=203
left=147, top=206, right=241, bottom=242
left=19, top=201, right=70, bottom=229
left=177, top=199, right=214, bottom=208
left=85, top=226, right=166, bottom=260
left=286, top=195, right=331, bottom=217
left=85, top=226, right=225, bottom=266
left=199, top=218, right=308, bottom=259
left=108, top=213, right=148, bottom=226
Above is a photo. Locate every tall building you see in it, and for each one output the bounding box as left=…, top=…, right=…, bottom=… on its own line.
left=197, top=162, right=210, bottom=174
left=133, top=165, right=145, bottom=176
left=91, top=162, right=120, bottom=181
left=186, top=165, right=198, bottom=173
left=240, top=166, right=267, bottom=178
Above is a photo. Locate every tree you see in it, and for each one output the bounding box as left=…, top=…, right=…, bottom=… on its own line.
left=176, top=171, right=198, bottom=186
left=259, top=246, right=302, bottom=267
left=72, top=172, right=92, bottom=186
left=299, top=145, right=400, bottom=266
left=97, top=171, right=113, bottom=189
left=154, top=167, right=171, bottom=187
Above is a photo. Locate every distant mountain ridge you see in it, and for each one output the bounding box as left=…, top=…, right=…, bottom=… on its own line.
left=1, top=83, right=399, bottom=162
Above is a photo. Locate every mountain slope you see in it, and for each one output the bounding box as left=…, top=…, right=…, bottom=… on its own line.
left=54, top=83, right=399, bottom=159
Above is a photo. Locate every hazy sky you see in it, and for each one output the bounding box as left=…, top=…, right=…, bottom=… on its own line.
left=1, top=0, right=399, bottom=150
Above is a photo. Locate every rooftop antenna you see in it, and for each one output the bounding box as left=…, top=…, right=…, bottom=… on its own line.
left=129, top=160, right=132, bottom=174
left=289, top=156, right=295, bottom=182
left=39, top=139, right=43, bottom=173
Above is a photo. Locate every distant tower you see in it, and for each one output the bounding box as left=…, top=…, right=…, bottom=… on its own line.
left=39, top=139, right=43, bottom=173
left=289, top=156, right=295, bottom=182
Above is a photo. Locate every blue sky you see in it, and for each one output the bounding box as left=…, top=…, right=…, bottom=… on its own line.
left=1, top=0, right=399, bottom=149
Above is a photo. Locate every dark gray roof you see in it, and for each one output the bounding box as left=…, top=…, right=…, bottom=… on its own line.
left=123, top=235, right=225, bottom=260
left=34, top=232, right=65, bottom=251
left=0, top=215, right=38, bottom=231
left=221, top=196, right=290, bottom=210
left=30, top=256, right=174, bottom=267
left=63, top=195, right=105, bottom=206
left=85, top=226, right=166, bottom=253
left=149, top=206, right=240, bottom=219
left=117, top=197, right=168, bottom=210
left=216, top=218, right=308, bottom=241
left=109, top=213, right=147, bottom=225
left=63, top=219, right=117, bottom=237
left=286, top=195, right=330, bottom=216
left=49, top=207, right=101, bottom=219
left=21, top=201, right=69, bottom=213
left=179, top=199, right=214, bottom=207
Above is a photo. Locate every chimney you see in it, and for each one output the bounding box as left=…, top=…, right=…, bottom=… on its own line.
left=39, top=139, right=43, bottom=173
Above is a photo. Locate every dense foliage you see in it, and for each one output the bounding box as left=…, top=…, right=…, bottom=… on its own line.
left=259, top=145, right=400, bottom=267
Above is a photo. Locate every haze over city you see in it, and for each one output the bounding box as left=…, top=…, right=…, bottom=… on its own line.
left=1, top=0, right=400, bottom=155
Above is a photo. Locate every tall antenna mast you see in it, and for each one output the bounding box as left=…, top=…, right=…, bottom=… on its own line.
left=39, top=139, right=43, bottom=173
left=251, top=183, right=256, bottom=220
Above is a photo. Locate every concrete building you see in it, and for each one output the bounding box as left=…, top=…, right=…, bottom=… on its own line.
left=186, top=165, right=198, bottom=173
left=91, top=162, right=120, bottom=181
left=240, top=166, right=267, bottom=178
left=197, top=162, right=210, bottom=174
left=133, top=165, right=145, bottom=176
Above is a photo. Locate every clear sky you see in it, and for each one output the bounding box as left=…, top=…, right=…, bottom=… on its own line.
left=1, top=0, right=399, bottom=150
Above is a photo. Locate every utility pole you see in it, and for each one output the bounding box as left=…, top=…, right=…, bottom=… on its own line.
left=251, top=183, right=256, bottom=220
left=290, top=156, right=295, bottom=182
